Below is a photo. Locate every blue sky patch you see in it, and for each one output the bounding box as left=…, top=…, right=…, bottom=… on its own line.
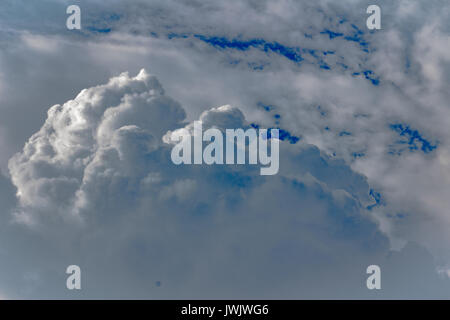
left=320, top=29, right=344, bottom=39
left=367, top=189, right=384, bottom=210
left=87, top=26, right=111, bottom=33
left=390, top=124, right=437, bottom=153
left=250, top=123, right=300, bottom=144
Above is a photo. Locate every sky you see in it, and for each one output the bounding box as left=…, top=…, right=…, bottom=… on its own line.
left=0, top=0, right=450, bottom=299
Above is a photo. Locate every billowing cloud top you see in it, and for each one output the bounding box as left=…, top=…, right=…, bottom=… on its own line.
left=3, top=69, right=449, bottom=298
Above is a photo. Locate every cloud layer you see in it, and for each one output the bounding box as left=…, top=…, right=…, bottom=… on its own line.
left=1, top=0, right=450, bottom=298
